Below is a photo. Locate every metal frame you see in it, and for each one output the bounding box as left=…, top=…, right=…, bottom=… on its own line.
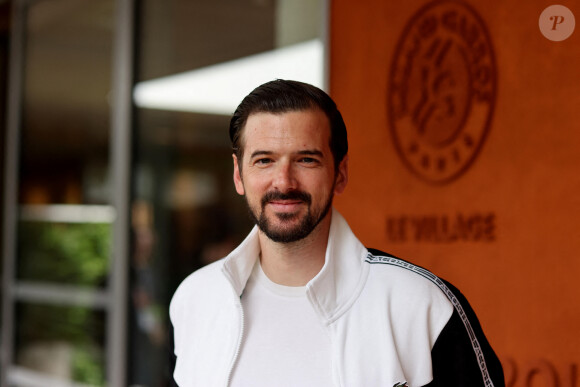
left=1, top=0, right=26, bottom=385
left=107, top=0, right=134, bottom=385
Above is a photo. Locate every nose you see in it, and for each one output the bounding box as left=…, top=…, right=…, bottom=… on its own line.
left=272, top=161, right=297, bottom=192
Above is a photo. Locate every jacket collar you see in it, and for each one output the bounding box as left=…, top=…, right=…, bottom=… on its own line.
left=221, top=208, right=369, bottom=323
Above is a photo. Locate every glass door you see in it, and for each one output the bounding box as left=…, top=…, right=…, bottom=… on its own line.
left=1, top=0, right=133, bottom=385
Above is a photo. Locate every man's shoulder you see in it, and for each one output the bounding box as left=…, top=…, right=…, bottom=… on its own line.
left=170, top=259, right=227, bottom=315
left=365, top=248, right=441, bottom=281
left=365, top=248, right=439, bottom=280
left=363, top=248, right=456, bottom=303
left=179, top=258, right=225, bottom=289
left=363, top=248, right=484, bottom=322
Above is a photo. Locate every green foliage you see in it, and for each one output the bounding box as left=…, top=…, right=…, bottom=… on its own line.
left=17, top=303, right=106, bottom=385
left=72, top=344, right=106, bottom=386
left=16, top=221, right=110, bottom=385
left=17, top=222, right=110, bottom=285
left=18, top=303, right=104, bottom=343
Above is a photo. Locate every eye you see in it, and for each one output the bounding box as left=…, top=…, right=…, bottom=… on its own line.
left=298, top=157, right=320, bottom=166
left=254, top=157, right=272, bottom=166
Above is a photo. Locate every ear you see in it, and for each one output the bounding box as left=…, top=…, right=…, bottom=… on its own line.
left=233, top=154, right=245, bottom=195
left=334, top=154, right=348, bottom=194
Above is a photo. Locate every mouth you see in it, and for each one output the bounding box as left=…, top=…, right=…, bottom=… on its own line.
left=261, top=190, right=311, bottom=212
left=266, top=200, right=305, bottom=213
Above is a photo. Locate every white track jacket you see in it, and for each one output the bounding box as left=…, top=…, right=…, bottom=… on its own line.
left=170, top=209, right=505, bottom=386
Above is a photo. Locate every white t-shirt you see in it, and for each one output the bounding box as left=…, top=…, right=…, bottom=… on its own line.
left=229, top=260, right=333, bottom=386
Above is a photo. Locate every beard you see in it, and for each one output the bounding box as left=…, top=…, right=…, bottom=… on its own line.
left=246, top=189, right=334, bottom=243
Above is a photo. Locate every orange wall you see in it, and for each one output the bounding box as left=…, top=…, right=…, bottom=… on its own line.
left=330, top=0, right=580, bottom=385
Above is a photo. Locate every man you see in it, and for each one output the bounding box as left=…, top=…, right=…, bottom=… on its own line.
left=170, top=79, right=505, bottom=386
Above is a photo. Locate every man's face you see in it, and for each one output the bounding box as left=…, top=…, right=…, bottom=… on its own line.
left=233, top=109, right=347, bottom=243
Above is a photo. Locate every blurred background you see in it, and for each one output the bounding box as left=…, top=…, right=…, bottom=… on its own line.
left=1, top=0, right=579, bottom=386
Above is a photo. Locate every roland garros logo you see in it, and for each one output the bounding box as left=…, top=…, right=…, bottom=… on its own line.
left=388, top=0, right=497, bottom=184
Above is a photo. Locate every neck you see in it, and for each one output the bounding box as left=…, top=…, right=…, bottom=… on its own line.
left=258, top=212, right=332, bottom=287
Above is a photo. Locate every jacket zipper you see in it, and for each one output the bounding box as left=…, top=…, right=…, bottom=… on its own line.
left=225, top=293, right=245, bottom=386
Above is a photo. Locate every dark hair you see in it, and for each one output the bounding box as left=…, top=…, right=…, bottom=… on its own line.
left=229, top=79, right=348, bottom=169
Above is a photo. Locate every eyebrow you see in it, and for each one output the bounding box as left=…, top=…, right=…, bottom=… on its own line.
left=250, top=149, right=324, bottom=159
left=250, top=150, right=273, bottom=159
left=296, top=149, right=324, bottom=157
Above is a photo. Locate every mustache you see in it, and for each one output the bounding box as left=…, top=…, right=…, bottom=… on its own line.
left=261, top=190, right=312, bottom=207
